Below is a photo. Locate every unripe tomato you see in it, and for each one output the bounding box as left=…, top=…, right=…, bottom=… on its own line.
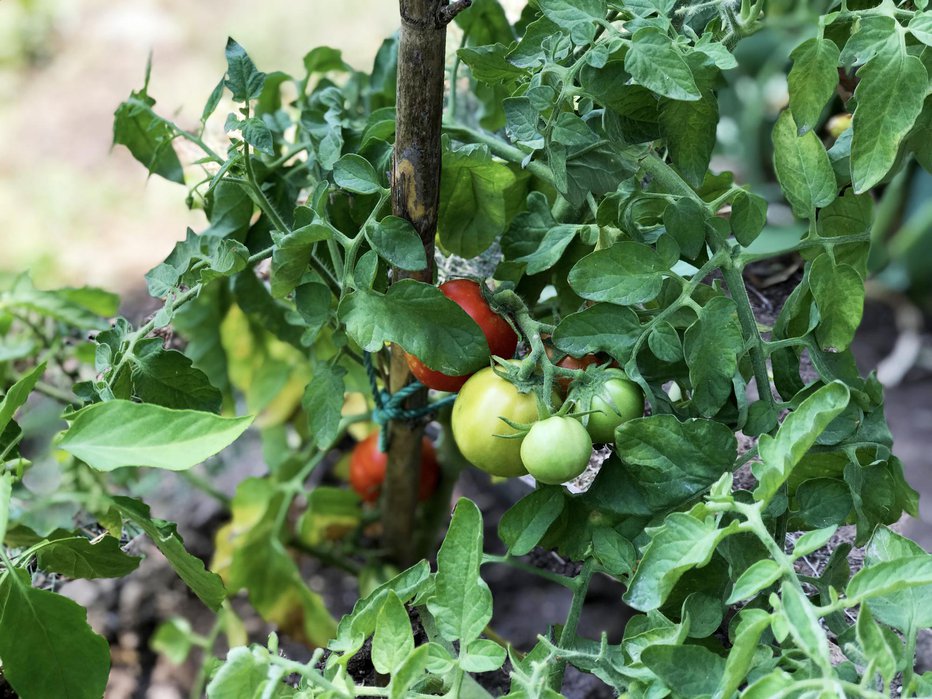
left=405, top=279, right=518, bottom=392
left=520, top=416, right=593, bottom=485
left=349, top=432, right=439, bottom=504
left=451, top=362, right=540, bottom=478
left=585, top=370, right=644, bottom=443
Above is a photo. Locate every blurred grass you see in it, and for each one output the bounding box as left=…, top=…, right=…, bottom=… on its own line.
left=0, top=0, right=398, bottom=291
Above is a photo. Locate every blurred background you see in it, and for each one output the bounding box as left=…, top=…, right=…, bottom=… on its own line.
left=0, top=0, right=399, bottom=291
left=1, top=0, right=931, bottom=694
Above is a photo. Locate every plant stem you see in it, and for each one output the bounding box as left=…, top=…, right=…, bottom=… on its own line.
left=904, top=623, right=918, bottom=694
left=188, top=614, right=225, bottom=699
left=549, top=558, right=594, bottom=691
left=442, top=123, right=554, bottom=184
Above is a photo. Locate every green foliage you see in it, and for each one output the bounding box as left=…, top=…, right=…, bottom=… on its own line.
left=1, top=1, right=931, bottom=697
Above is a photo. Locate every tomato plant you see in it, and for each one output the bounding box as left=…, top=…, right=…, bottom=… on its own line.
left=405, top=278, right=518, bottom=391
left=1, top=0, right=931, bottom=698
left=349, top=431, right=438, bottom=503
left=520, top=416, right=593, bottom=485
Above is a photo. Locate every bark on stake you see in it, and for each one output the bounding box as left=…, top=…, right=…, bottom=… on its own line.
left=384, top=0, right=468, bottom=564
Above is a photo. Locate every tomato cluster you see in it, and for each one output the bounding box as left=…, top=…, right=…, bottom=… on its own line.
left=401, top=279, right=646, bottom=487
left=405, top=279, right=518, bottom=392
left=450, top=358, right=644, bottom=485
left=349, top=431, right=439, bottom=503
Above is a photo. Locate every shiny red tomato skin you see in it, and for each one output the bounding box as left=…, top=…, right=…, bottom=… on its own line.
left=349, top=432, right=439, bottom=504
left=405, top=279, right=518, bottom=391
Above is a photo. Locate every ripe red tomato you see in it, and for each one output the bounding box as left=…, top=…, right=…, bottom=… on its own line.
left=405, top=279, right=518, bottom=392
left=349, top=432, right=439, bottom=504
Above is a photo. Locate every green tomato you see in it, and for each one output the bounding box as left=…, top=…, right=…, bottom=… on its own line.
left=586, top=370, right=644, bottom=443
left=520, top=416, right=593, bottom=485
left=451, top=362, right=540, bottom=478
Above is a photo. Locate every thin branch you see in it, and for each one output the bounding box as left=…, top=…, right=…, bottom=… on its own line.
left=437, top=0, right=472, bottom=25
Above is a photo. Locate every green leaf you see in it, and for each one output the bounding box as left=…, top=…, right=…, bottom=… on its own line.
left=538, top=0, right=606, bottom=29
left=130, top=344, right=223, bottom=412
left=112, top=496, right=226, bottom=610
left=428, top=498, right=492, bottom=644
left=730, top=191, right=768, bottom=247
left=0, top=362, right=45, bottom=436
left=330, top=561, right=431, bottom=655
left=753, top=381, right=850, bottom=503
left=303, top=46, right=351, bottom=74
left=270, top=215, right=333, bottom=298
left=461, top=638, right=507, bottom=673
left=372, top=591, right=414, bottom=674
left=847, top=556, right=932, bottom=605
left=780, top=581, right=830, bottom=664
left=792, top=525, right=838, bottom=559
left=151, top=618, right=195, bottom=665
left=458, top=44, right=527, bottom=83
left=659, top=89, right=718, bottom=187
left=787, top=38, right=841, bottom=135
left=809, top=253, right=864, bottom=352
left=684, top=296, right=743, bottom=416
left=366, top=216, right=427, bottom=271
left=860, top=526, right=932, bottom=631
left=294, top=281, right=333, bottom=346
left=60, top=400, right=253, bottom=472
left=714, top=609, right=772, bottom=699
left=113, top=92, right=184, bottom=184
left=333, top=153, right=383, bottom=195
left=856, top=605, right=897, bottom=686
left=625, top=28, right=701, bottom=101
left=624, top=512, right=739, bottom=610
left=773, top=109, right=837, bottom=217
left=438, top=144, right=517, bottom=258
left=2, top=276, right=110, bottom=329
left=36, top=533, right=142, bottom=579
left=568, top=241, right=667, bottom=305
left=504, top=96, right=542, bottom=144
left=224, top=38, right=266, bottom=102
left=726, top=559, right=782, bottom=604
left=204, top=180, right=253, bottom=238
left=240, top=117, right=273, bottom=156
left=302, top=364, right=346, bottom=450
left=641, top=644, right=725, bottom=696
left=850, top=50, right=927, bottom=193
left=615, top=415, right=737, bottom=511
left=455, top=0, right=514, bottom=45
left=909, top=13, right=932, bottom=45
left=514, top=225, right=581, bottom=275
left=591, top=527, right=636, bottom=577
left=648, top=321, right=683, bottom=362
left=840, top=16, right=898, bottom=67
left=498, top=486, right=565, bottom=556
left=553, top=304, right=641, bottom=363
left=0, top=570, right=110, bottom=699
left=207, top=647, right=293, bottom=699
left=663, top=198, right=708, bottom=259
left=389, top=645, right=429, bottom=699
left=338, top=279, right=488, bottom=375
